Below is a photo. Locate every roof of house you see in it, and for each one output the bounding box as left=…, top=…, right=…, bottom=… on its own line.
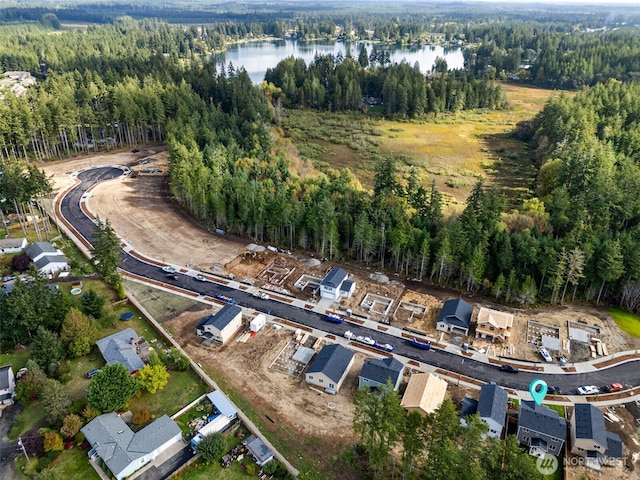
left=25, top=241, right=57, bottom=260
left=340, top=279, right=355, bottom=292
left=0, top=238, right=26, bottom=249
left=477, top=383, right=508, bottom=427
left=437, top=298, right=473, bottom=329
left=519, top=400, right=567, bottom=441
left=197, top=304, right=242, bottom=331
left=243, top=434, right=274, bottom=465
left=460, top=397, right=479, bottom=419
left=320, top=268, right=348, bottom=288
left=34, top=254, right=68, bottom=270
left=606, top=432, right=623, bottom=459
left=359, top=357, right=404, bottom=386
left=306, top=344, right=354, bottom=383
left=206, top=390, right=237, bottom=419
left=0, top=365, right=12, bottom=390
left=573, top=404, right=608, bottom=447
left=81, top=413, right=181, bottom=478
left=96, top=328, right=145, bottom=373
left=477, top=307, right=514, bottom=330
left=400, top=373, right=447, bottom=414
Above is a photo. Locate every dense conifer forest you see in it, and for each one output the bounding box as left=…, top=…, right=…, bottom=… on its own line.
left=1, top=4, right=640, bottom=311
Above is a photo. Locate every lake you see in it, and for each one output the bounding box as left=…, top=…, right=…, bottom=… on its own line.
left=211, top=40, right=465, bottom=84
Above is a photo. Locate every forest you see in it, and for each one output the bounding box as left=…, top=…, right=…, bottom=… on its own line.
left=1, top=11, right=640, bottom=314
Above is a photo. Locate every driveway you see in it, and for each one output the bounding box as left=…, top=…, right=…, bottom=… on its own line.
left=0, top=403, right=23, bottom=480
left=132, top=443, right=194, bottom=480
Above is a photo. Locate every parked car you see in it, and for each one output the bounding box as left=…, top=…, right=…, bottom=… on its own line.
left=604, top=383, right=624, bottom=393
left=548, top=386, right=562, bottom=395
left=577, top=385, right=600, bottom=395
left=499, top=365, right=519, bottom=373
left=194, top=274, right=206, bottom=282
left=539, top=347, right=553, bottom=362
left=162, top=265, right=176, bottom=273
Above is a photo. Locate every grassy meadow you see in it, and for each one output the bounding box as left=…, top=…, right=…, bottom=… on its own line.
left=279, top=83, right=561, bottom=209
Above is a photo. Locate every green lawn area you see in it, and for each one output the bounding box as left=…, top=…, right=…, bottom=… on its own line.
left=129, top=368, right=207, bottom=418
left=610, top=308, right=640, bottom=337
left=542, top=403, right=565, bottom=418
left=0, top=347, right=31, bottom=371
left=51, top=447, right=101, bottom=480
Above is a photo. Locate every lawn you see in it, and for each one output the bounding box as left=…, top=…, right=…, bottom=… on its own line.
left=610, top=308, right=640, bottom=337
left=50, top=447, right=101, bottom=480
left=542, top=403, right=565, bottom=418
left=0, top=347, right=31, bottom=370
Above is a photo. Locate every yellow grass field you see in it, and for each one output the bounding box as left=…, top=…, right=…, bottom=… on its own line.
left=281, top=83, right=563, bottom=206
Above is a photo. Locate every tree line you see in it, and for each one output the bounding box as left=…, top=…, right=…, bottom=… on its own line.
left=264, top=51, right=506, bottom=115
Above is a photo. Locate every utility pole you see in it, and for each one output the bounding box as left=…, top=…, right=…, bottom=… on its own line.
left=17, top=437, right=31, bottom=466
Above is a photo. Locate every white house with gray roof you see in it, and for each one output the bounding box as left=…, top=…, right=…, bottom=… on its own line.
left=0, top=237, right=26, bottom=254
left=477, top=383, right=508, bottom=438
left=0, top=365, right=15, bottom=406
left=82, top=413, right=182, bottom=480
left=305, top=343, right=354, bottom=394
left=517, top=400, right=567, bottom=458
left=96, top=328, right=145, bottom=374
left=319, top=268, right=351, bottom=301
left=25, top=241, right=68, bottom=274
left=196, top=304, right=242, bottom=344
left=571, top=403, right=623, bottom=469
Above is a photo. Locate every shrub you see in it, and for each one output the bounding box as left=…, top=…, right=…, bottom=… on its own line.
left=82, top=405, right=101, bottom=422
left=196, top=432, right=225, bottom=463
left=60, top=414, right=83, bottom=439
left=43, top=431, right=63, bottom=452
left=132, top=409, right=151, bottom=426
left=74, top=432, right=85, bottom=446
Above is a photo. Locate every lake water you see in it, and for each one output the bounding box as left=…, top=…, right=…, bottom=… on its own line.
left=212, top=40, right=465, bottom=84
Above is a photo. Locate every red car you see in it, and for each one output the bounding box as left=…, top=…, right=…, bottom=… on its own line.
left=604, top=383, right=623, bottom=393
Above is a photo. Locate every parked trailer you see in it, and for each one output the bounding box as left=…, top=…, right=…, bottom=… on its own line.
left=325, top=313, right=345, bottom=324
left=217, top=294, right=236, bottom=304
left=410, top=338, right=432, bottom=351
left=344, top=330, right=375, bottom=346
left=374, top=342, right=394, bottom=353
left=190, top=414, right=231, bottom=451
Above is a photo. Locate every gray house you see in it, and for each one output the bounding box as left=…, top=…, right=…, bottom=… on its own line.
left=477, top=383, right=508, bottom=438
left=517, top=400, right=567, bottom=458
left=96, top=327, right=145, bottom=374
left=435, top=298, right=473, bottom=336
left=196, top=304, right=242, bottom=344
left=82, top=413, right=182, bottom=480
left=0, top=365, right=15, bottom=406
left=571, top=403, right=623, bottom=468
left=358, top=357, right=404, bottom=391
left=25, top=241, right=68, bottom=274
left=305, top=344, right=354, bottom=394
left=319, top=268, right=349, bottom=301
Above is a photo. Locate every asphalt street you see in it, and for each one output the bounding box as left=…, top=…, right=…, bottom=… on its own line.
left=59, top=167, right=640, bottom=395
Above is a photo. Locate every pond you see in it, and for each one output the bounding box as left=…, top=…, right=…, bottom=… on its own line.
left=211, top=39, right=465, bottom=84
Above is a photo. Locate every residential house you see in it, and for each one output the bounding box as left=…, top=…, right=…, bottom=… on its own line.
left=0, top=237, right=27, bottom=254
left=400, top=373, right=447, bottom=415
left=517, top=400, right=567, bottom=458
left=82, top=413, right=182, bottom=480
left=25, top=241, right=68, bottom=275
left=244, top=434, right=274, bottom=466
left=571, top=403, right=623, bottom=469
left=475, top=307, right=514, bottom=342
left=0, top=365, right=15, bottom=406
left=196, top=304, right=242, bottom=344
left=319, top=268, right=350, bottom=301
left=435, top=298, right=473, bottom=336
left=96, top=327, right=146, bottom=374
left=358, top=357, right=404, bottom=391
left=463, top=383, right=509, bottom=438
left=305, top=344, right=355, bottom=394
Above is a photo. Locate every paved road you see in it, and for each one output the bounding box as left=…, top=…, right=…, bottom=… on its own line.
left=59, top=167, right=640, bottom=395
